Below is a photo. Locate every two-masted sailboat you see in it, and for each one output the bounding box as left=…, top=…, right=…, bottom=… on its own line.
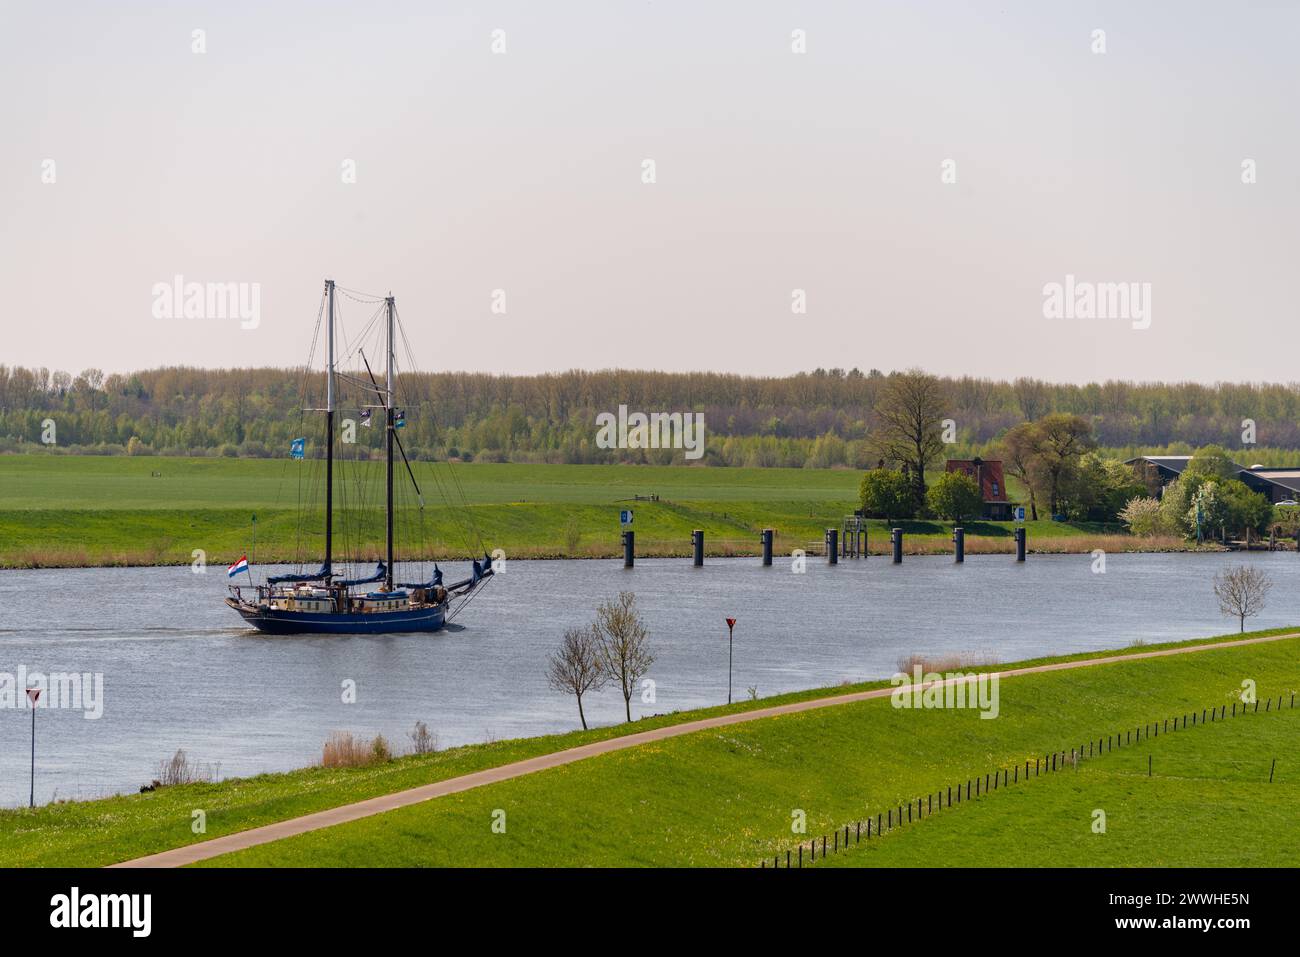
left=225, top=279, right=493, bottom=634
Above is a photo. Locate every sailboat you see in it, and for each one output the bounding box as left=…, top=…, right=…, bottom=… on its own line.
left=225, top=279, right=494, bottom=634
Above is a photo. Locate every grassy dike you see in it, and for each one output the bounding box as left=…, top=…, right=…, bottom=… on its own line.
left=197, top=631, right=1299, bottom=868
left=0, top=454, right=1186, bottom=567
left=1, top=628, right=1293, bottom=867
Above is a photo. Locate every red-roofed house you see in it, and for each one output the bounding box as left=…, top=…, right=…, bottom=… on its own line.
left=945, top=458, right=1013, bottom=520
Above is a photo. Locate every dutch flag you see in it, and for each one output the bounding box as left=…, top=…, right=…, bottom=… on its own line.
left=227, top=555, right=249, bottom=578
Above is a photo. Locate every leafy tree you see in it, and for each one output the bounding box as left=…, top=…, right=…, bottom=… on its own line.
left=999, top=421, right=1044, bottom=520
left=1185, top=445, right=1239, bottom=482
left=926, top=471, right=983, bottom=522
left=1119, top=496, right=1165, bottom=536
left=1158, top=478, right=1195, bottom=536
left=1034, top=413, right=1097, bottom=516
left=1068, top=453, right=1146, bottom=521
left=1187, top=481, right=1230, bottom=542
left=858, top=468, right=915, bottom=523
left=1218, top=479, right=1273, bottom=540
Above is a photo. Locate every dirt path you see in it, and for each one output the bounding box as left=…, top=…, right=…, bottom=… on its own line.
left=114, top=631, right=1298, bottom=868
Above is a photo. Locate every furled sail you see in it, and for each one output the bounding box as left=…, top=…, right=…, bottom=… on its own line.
left=267, top=563, right=332, bottom=585
left=338, top=562, right=386, bottom=587
left=446, top=553, right=493, bottom=591
left=398, top=565, right=443, bottom=590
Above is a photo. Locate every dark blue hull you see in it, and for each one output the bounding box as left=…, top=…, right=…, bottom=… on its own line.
left=227, top=599, right=446, bottom=634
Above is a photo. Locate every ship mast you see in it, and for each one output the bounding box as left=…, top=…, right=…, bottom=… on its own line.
left=385, top=295, right=395, bottom=591
left=324, top=279, right=336, bottom=575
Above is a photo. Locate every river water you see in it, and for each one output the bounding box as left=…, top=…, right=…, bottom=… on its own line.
left=0, top=552, right=1295, bottom=806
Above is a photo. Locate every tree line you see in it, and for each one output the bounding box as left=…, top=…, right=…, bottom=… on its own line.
left=4, top=363, right=1300, bottom=466
left=852, top=371, right=1283, bottom=535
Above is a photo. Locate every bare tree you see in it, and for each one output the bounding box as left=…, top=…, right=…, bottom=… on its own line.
left=408, top=720, right=438, bottom=754
left=592, top=591, right=655, bottom=722
left=871, top=369, right=949, bottom=508
left=1213, top=565, right=1272, bottom=633
left=546, top=626, right=607, bottom=730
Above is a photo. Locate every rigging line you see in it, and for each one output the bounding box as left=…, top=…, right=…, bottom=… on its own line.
left=339, top=305, right=385, bottom=365
left=448, top=574, right=492, bottom=623
left=392, top=304, right=486, bottom=556
left=335, top=285, right=388, bottom=304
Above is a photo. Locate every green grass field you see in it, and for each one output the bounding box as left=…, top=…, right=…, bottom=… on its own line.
left=820, top=702, right=1298, bottom=867
left=1, top=629, right=1292, bottom=868
left=198, top=632, right=1297, bottom=867
left=0, top=454, right=1167, bottom=567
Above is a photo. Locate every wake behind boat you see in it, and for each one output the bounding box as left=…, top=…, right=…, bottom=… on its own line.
left=225, top=279, right=494, bottom=634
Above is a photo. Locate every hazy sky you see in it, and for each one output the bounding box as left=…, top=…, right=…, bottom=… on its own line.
left=2, top=1, right=1296, bottom=383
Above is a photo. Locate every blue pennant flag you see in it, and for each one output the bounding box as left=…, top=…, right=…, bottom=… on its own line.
left=290, top=437, right=305, bottom=459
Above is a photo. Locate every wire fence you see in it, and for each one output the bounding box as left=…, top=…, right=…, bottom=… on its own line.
left=761, top=691, right=1297, bottom=868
